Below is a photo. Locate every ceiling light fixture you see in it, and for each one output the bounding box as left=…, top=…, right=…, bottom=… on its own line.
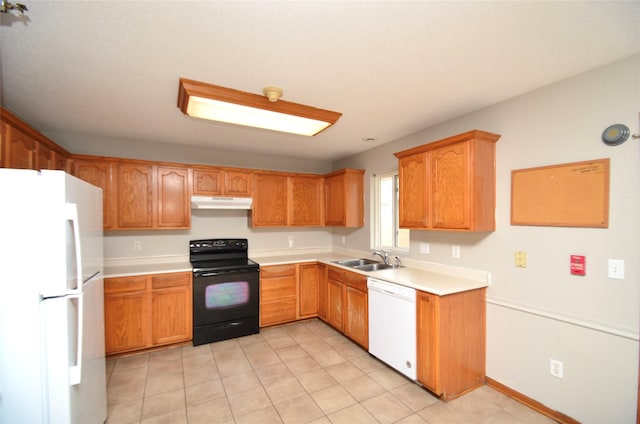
left=0, top=0, right=27, bottom=14
left=177, top=78, right=342, bottom=136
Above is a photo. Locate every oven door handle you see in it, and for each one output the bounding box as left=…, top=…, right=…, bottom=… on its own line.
left=195, top=269, right=258, bottom=278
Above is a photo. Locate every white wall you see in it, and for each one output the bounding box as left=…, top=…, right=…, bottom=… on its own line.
left=333, top=55, right=640, bottom=422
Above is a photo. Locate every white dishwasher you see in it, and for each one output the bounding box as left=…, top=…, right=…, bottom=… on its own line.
left=367, top=277, right=417, bottom=380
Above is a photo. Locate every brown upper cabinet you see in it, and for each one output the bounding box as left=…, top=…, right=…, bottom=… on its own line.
left=252, top=172, right=289, bottom=227
left=1, top=108, right=71, bottom=171
left=288, top=175, right=324, bottom=226
left=116, top=163, right=190, bottom=230
left=394, top=130, right=500, bottom=231
left=156, top=166, right=191, bottom=229
left=72, top=156, right=117, bottom=229
left=324, top=168, right=364, bottom=227
left=192, top=168, right=252, bottom=197
left=252, top=172, right=327, bottom=228
left=72, top=157, right=191, bottom=230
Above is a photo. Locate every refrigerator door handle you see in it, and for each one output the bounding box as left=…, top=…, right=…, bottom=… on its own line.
left=66, top=203, right=84, bottom=386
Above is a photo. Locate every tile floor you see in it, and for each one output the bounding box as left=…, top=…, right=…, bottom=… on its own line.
left=106, top=319, right=556, bottom=424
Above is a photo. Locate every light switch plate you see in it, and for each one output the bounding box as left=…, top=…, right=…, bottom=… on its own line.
left=608, top=259, right=624, bottom=279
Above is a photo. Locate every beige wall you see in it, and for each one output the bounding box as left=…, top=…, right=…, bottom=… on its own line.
left=46, top=131, right=333, bottom=174
left=103, top=210, right=333, bottom=260
left=333, top=54, right=640, bottom=422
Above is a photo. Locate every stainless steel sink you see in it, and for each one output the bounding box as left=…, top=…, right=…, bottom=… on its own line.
left=333, top=258, right=379, bottom=267
left=353, top=263, right=395, bottom=272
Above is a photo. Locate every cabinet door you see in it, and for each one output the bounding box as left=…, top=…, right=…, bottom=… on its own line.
left=431, top=141, right=470, bottom=229
left=224, top=171, right=252, bottom=197
left=324, top=173, right=344, bottom=226
left=252, top=173, right=288, bottom=226
left=298, top=263, right=319, bottom=318
left=326, top=272, right=344, bottom=332
left=416, top=291, right=439, bottom=393
left=104, top=277, right=152, bottom=354
left=324, top=169, right=364, bottom=227
left=344, top=286, right=368, bottom=349
left=73, top=158, right=116, bottom=229
left=193, top=168, right=223, bottom=195
left=151, top=272, right=192, bottom=345
left=1, top=123, right=36, bottom=169
left=117, top=163, right=155, bottom=229
left=398, top=152, right=429, bottom=228
left=157, top=166, right=190, bottom=229
left=289, top=176, right=323, bottom=226
left=317, top=264, right=328, bottom=321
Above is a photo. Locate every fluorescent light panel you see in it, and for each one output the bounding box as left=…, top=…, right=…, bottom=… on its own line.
left=178, top=78, right=341, bottom=136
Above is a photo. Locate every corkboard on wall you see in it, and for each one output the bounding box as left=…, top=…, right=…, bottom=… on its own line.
left=511, top=158, right=610, bottom=228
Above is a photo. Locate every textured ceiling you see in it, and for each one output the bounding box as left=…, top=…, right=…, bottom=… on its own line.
left=1, top=1, right=638, bottom=161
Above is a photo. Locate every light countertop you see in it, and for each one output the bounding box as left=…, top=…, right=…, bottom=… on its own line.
left=104, top=261, right=192, bottom=278
left=103, top=251, right=489, bottom=296
left=254, top=253, right=488, bottom=296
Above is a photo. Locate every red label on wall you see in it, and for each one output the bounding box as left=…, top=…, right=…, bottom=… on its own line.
left=570, top=255, right=586, bottom=276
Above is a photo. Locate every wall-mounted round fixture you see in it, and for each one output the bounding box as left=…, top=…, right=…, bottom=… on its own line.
left=361, top=136, right=378, bottom=143
left=601, top=124, right=630, bottom=146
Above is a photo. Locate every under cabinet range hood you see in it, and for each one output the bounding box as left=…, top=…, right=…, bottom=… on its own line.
left=190, top=196, right=252, bottom=210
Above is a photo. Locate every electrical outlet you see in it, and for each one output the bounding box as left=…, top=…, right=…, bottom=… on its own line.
left=341, top=235, right=346, bottom=244
left=608, top=259, right=624, bottom=279
left=515, top=251, right=527, bottom=268
left=550, top=358, right=563, bottom=379
left=288, top=236, right=294, bottom=248
left=133, top=241, right=142, bottom=251
left=452, top=245, right=460, bottom=258
left=420, top=243, right=430, bottom=254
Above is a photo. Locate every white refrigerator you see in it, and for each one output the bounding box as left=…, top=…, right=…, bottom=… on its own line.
left=0, top=169, right=107, bottom=424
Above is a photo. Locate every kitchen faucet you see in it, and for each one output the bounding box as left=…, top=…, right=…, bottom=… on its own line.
left=372, top=249, right=389, bottom=265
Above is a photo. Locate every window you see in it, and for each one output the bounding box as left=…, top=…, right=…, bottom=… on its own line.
left=373, top=171, right=409, bottom=251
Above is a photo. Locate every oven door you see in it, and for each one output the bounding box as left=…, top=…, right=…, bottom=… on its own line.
left=192, top=268, right=259, bottom=326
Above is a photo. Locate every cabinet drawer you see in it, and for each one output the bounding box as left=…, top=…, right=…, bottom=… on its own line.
left=105, top=276, right=147, bottom=294
left=152, top=272, right=191, bottom=289
left=261, top=277, right=296, bottom=302
left=343, top=271, right=367, bottom=291
left=327, top=267, right=344, bottom=281
left=261, top=298, right=297, bottom=325
left=261, top=264, right=296, bottom=278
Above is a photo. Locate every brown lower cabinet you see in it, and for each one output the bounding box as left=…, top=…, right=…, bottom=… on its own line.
left=416, top=288, right=486, bottom=401
left=298, top=263, right=320, bottom=318
left=260, top=262, right=321, bottom=327
left=259, top=264, right=297, bottom=326
left=104, top=271, right=192, bottom=355
left=324, top=266, right=368, bottom=349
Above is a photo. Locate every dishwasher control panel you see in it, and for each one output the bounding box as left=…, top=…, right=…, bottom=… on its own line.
left=367, top=277, right=416, bottom=301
